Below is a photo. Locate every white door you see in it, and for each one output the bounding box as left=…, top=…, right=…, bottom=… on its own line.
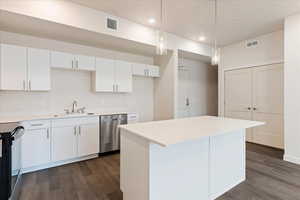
left=27, top=48, right=51, bottom=91
left=177, top=66, right=191, bottom=118
left=115, top=60, right=133, bottom=92
left=94, top=57, right=115, bottom=92
left=132, top=63, right=147, bottom=76
left=75, top=55, right=95, bottom=71
left=225, top=68, right=253, bottom=142
left=252, top=64, right=284, bottom=148
left=77, top=123, right=99, bottom=157
left=21, top=128, right=51, bottom=168
left=52, top=126, right=77, bottom=162
left=0, top=44, right=27, bottom=91
left=50, top=51, right=74, bottom=69
left=148, top=65, right=160, bottom=77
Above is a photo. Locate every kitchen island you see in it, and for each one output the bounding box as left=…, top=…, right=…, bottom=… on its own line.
left=119, top=116, right=264, bottom=200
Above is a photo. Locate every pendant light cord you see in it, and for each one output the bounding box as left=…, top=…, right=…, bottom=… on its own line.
left=214, top=0, right=218, bottom=51
left=161, top=0, right=163, bottom=29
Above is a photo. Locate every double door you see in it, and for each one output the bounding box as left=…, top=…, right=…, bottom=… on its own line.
left=0, top=44, right=51, bottom=91
left=94, top=58, right=132, bottom=93
left=225, top=64, right=283, bottom=148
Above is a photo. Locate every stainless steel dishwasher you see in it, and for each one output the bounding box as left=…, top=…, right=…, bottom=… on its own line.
left=99, top=114, right=127, bottom=154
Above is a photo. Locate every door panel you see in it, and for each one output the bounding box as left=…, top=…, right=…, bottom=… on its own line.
left=252, top=64, right=283, bottom=114
left=76, top=55, right=95, bottom=71
left=115, top=60, right=132, bottom=93
left=0, top=44, right=27, bottom=90
left=225, top=68, right=253, bottom=142
left=52, top=126, right=77, bottom=162
left=78, top=123, right=99, bottom=157
left=27, top=48, right=51, bottom=91
left=21, top=128, right=51, bottom=168
left=50, top=51, right=73, bottom=69
left=95, top=58, right=115, bottom=92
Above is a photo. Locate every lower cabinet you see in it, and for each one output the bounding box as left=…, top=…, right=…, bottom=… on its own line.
left=52, top=126, right=77, bottom=162
left=21, top=121, right=51, bottom=168
left=21, top=117, right=99, bottom=171
left=78, top=123, right=100, bottom=157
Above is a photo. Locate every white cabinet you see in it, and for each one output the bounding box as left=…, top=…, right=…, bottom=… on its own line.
left=0, top=44, right=27, bottom=90
left=28, top=48, right=51, bottom=91
left=115, top=60, right=132, bottom=92
left=78, top=123, right=100, bottom=157
left=50, top=51, right=73, bottom=69
left=21, top=120, right=51, bottom=168
left=52, top=126, right=77, bottom=162
left=132, top=62, right=160, bottom=77
left=52, top=117, right=99, bottom=162
left=94, top=58, right=132, bottom=93
left=76, top=54, right=96, bottom=71
left=0, top=44, right=50, bottom=91
left=50, top=51, right=95, bottom=71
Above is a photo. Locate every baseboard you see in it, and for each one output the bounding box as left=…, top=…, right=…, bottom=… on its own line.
left=284, top=154, right=300, bottom=165
left=21, top=154, right=99, bottom=174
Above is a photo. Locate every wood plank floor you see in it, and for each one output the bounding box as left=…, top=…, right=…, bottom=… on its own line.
left=19, top=143, right=300, bottom=200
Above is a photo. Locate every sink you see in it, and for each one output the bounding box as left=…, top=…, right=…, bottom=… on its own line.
left=53, top=113, right=95, bottom=118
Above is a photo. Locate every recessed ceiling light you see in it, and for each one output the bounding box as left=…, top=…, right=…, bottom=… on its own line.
left=198, top=36, right=206, bottom=42
left=148, top=18, right=156, bottom=24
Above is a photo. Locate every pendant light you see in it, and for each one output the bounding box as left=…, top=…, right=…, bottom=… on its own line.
left=211, top=0, right=220, bottom=66
left=156, top=0, right=168, bottom=55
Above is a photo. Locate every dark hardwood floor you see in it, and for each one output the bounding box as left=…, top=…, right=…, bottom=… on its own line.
left=19, top=143, right=300, bottom=200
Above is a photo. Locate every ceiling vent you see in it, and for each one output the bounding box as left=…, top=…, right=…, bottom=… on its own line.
left=106, top=17, right=118, bottom=31
left=246, top=40, right=259, bottom=48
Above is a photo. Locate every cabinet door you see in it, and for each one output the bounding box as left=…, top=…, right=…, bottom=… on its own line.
left=27, top=48, right=51, bottom=91
left=50, top=51, right=74, bottom=69
left=52, top=126, right=77, bottom=162
left=252, top=64, right=284, bottom=148
left=132, top=63, right=147, bottom=76
left=148, top=65, right=160, bottom=77
left=115, top=60, right=132, bottom=93
left=0, top=44, right=27, bottom=90
left=225, top=68, right=253, bottom=142
left=76, top=55, right=95, bottom=71
left=78, top=123, right=99, bottom=157
left=22, top=128, right=51, bottom=168
left=94, top=58, right=115, bottom=92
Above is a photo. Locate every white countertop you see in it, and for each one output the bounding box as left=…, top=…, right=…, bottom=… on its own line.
left=0, top=111, right=128, bottom=124
left=119, top=116, right=264, bottom=147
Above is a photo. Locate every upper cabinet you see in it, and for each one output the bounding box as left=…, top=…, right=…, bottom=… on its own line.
left=93, top=58, right=132, bottom=93
left=28, top=48, right=51, bottom=91
left=50, top=51, right=95, bottom=71
left=132, top=63, right=160, bottom=77
left=0, top=44, right=50, bottom=91
left=0, top=44, right=27, bottom=91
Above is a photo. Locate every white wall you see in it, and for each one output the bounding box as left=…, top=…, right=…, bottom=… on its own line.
left=0, top=0, right=211, bottom=57
left=0, top=31, right=155, bottom=122
left=219, top=30, right=284, bottom=116
left=284, top=14, right=300, bottom=164
left=177, top=58, right=218, bottom=118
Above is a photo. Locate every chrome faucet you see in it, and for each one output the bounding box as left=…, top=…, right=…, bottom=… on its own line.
left=71, top=100, right=77, bottom=113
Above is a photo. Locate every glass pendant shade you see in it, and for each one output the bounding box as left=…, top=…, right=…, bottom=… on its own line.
left=211, top=47, right=220, bottom=66
left=156, top=30, right=168, bottom=56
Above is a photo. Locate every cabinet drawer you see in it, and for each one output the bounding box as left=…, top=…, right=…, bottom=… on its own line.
left=21, top=120, right=50, bottom=130
left=51, top=116, right=99, bottom=127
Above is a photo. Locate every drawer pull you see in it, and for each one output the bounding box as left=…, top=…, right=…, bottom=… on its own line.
left=31, top=124, right=44, bottom=127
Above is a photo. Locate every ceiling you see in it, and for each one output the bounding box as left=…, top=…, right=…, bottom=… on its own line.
left=68, top=0, right=300, bottom=46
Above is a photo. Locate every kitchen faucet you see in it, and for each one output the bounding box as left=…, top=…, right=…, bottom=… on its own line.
left=72, top=100, right=77, bottom=113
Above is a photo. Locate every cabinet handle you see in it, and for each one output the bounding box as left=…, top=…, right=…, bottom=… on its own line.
left=253, top=107, right=257, bottom=111
left=247, top=107, right=251, bottom=110
left=116, top=84, right=119, bottom=92
left=76, top=60, right=79, bottom=69
left=23, top=80, right=26, bottom=91
left=72, top=60, right=74, bottom=69
left=79, top=126, right=81, bottom=135
left=47, top=128, right=50, bottom=139
left=144, top=69, right=147, bottom=76
left=29, top=80, right=31, bottom=91
left=147, top=69, right=149, bottom=76
left=113, top=84, right=115, bottom=92
left=74, top=127, right=77, bottom=135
